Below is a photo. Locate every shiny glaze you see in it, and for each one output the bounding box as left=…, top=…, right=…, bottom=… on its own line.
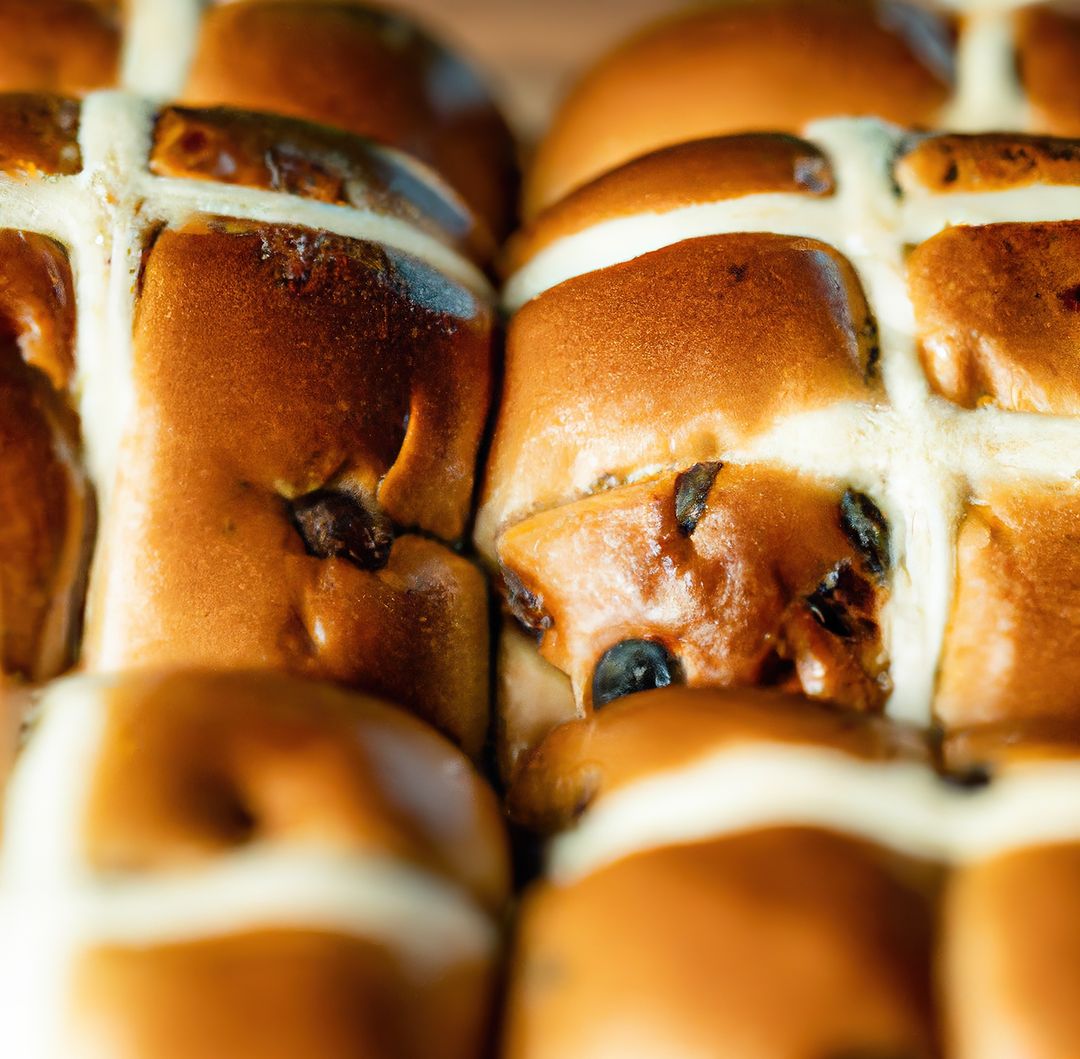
left=0, top=230, right=89, bottom=681
left=85, top=221, right=493, bottom=754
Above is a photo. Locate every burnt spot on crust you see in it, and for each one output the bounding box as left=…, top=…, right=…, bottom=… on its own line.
left=502, top=567, right=553, bottom=641
left=674, top=461, right=722, bottom=536
left=897, top=133, right=1080, bottom=193
left=290, top=488, right=394, bottom=571
left=592, top=639, right=684, bottom=708
left=758, top=649, right=798, bottom=690
left=806, top=581, right=855, bottom=638
left=1058, top=284, right=1080, bottom=312
left=840, top=490, right=890, bottom=580
left=258, top=228, right=349, bottom=295
left=805, top=560, right=878, bottom=640
left=150, top=106, right=487, bottom=262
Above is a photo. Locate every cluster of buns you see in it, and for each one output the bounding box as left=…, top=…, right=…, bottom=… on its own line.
left=504, top=688, right=1080, bottom=1058
left=0, top=2, right=512, bottom=1056
left=3, top=0, right=1080, bottom=1056
left=525, top=0, right=1080, bottom=216
left=482, top=1, right=1080, bottom=1056
left=2, top=671, right=508, bottom=1057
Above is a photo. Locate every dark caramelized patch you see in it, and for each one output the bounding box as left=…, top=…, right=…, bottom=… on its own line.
left=860, top=314, right=881, bottom=381
left=151, top=106, right=486, bottom=262
left=290, top=489, right=393, bottom=571
left=897, top=133, right=1080, bottom=193
left=674, top=461, right=722, bottom=536
left=0, top=94, right=81, bottom=176
left=592, top=639, right=683, bottom=708
left=502, top=567, right=552, bottom=640
left=1059, top=285, right=1080, bottom=312
left=256, top=228, right=357, bottom=296
left=840, top=490, right=890, bottom=580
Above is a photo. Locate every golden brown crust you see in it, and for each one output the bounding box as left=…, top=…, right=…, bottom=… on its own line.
left=936, top=482, right=1080, bottom=733
left=897, top=132, right=1080, bottom=194
left=150, top=105, right=492, bottom=264
left=182, top=1, right=517, bottom=239
left=84, top=221, right=492, bottom=755
left=83, top=670, right=508, bottom=911
left=524, top=0, right=954, bottom=217
left=505, top=134, right=833, bottom=275
left=497, top=465, right=890, bottom=724
left=0, top=0, right=119, bottom=96
left=946, top=843, right=1080, bottom=1059
left=70, top=930, right=494, bottom=1059
left=479, top=233, right=880, bottom=548
left=910, top=221, right=1080, bottom=413
left=0, top=230, right=89, bottom=681
left=505, top=829, right=938, bottom=1059
left=943, top=718, right=1080, bottom=776
left=508, top=686, right=925, bottom=834
left=0, top=94, right=81, bottom=176
left=1017, top=4, right=1080, bottom=137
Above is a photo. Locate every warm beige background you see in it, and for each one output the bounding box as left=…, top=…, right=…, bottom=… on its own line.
left=393, top=0, right=686, bottom=141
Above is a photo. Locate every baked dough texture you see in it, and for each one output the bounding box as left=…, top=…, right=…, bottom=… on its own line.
left=1, top=670, right=509, bottom=1059
left=504, top=686, right=1080, bottom=1059
left=485, top=124, right=1080, bottom=775
left=0, top=64, right=502, bottom=753
left=526, top=0, right=1080, bottom=218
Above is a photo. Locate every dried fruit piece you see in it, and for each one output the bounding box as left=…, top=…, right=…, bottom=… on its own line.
left=840, top=490, right=890, bottom=580
left=592, top=639, right=683, bottom=708
left=674, top=461, right=722, bottom=536
left=290, top=488, right=393, bottom=571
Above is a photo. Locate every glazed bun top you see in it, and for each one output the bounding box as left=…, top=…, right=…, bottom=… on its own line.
left=483, top=117, right=1080, bottom=768
left=2, top=669, right=508, bottom=908
left=508, top=686, right=926, bottom=834
left=1, top=669, right=510, bottom=1059
left=0, top=0, right=516, bottom=239
left=525, top=0, right=1078, bottom=218
left=0, top=88, right=497, bottom=750
left=77, top=669, right=510, bottom=912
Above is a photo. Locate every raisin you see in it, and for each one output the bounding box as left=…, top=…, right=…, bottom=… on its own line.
left=592, top=640, right=683, bottom=708
left=805, top=561, right=876, bottom=640
left=840, top=490, right=890, bottom=580
left=806, top=580, right=854, bottom=637
left=674, top=461, right=722, bottom=536
left=290, top=488, right=393, bottom=571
